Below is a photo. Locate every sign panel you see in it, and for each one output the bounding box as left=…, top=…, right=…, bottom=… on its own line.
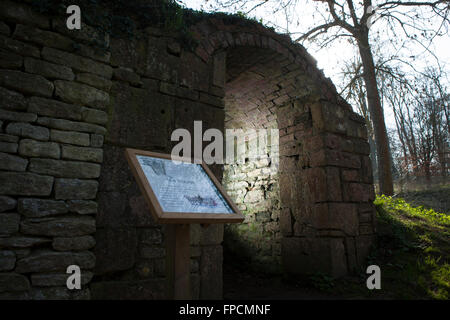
left=125, top=148, right=244, bottom=224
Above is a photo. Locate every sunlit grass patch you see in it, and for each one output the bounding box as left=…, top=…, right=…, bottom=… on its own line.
left=368, top=195, right=450, bottom=299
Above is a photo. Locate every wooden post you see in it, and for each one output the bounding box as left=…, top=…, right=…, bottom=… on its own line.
left=166, top=224, right=191, bottom=299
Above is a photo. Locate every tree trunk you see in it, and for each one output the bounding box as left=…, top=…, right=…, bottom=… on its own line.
left=357, top=32, right=394, bottom=195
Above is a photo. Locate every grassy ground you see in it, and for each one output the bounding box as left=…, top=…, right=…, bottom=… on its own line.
left=332, top=195, right=450, bottom=299
left=223, top=192, right=450, bottom=300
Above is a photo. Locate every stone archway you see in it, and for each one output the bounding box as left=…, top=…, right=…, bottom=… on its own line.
left=190, top=19, right=377, bottom=277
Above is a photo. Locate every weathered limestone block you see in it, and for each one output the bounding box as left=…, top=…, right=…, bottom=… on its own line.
left=18, top=198, right=68, bottom=218
left=0, top=251, right=15, bottom=271
left=139, top=228, right=163, bottom=246
left=107, top=83, right=173, bottom=149
left=31, top=271, right=93, bottom=286
left=76, top=73, right=112, bottom=91
left=0, top=109, right=37, bottom=122
left=50, top=129, right=90, bottom=146
left=0, top=172, right=53, bottom=196
left=31, top=287, right=90, bottom=300
left=55, top=80, right=109, bottom=110
left=113, top=67, right=141, bottom=86
left=141, top=78, right=158, bottom=91
left=6, top=122, right=49, bottom=141
left=54, top=179, right=98, bottom=200
left=67, top=200, right=98, bottom=214
left=28, top=97, right=82, bottom=121
left=0, top=34, right=40, bottom=58
left=94, top=227, right=137, bottom=274
left=38, top=117, right=106, bottom=135
left=29, top=158, right=101, bottom=178
left=140, top=246, right=165, bottom=259
left=0, top=152, right=28, bottom=171
left=244, top=189, right=264, bottom=203
left=199, top=92, right=224, bottom=108
left=14, top=24, right=73, bottom=52
left=90, top=134, right=104, bottom=148
left=0, top=22, right=9, bottom=35
left=0, top=142, right=18, bottom=153
left=61, top=145, right=103, bottom=163
left=14, top=248, right=31, bottom=259
left=0, top=70, right=54, bottom=97
left=96, top=191, right=128, bottom=227
left=0, top=273, right=30, bottom=292
left=15, top=250, right=95, bottom=273
left=0, top=87, right=27, bottom=111
left=0, top=195, right=17, bottom=212
left=52, top=236, right=96, bottom=251
left=0, top=0, right=49, bottom=28
left=0, top=236, right=51, bottom=248
left=20, top=216, right=96, bottom=237
left=159, top=82, right=199, bottom=101
left=25, top=57, right=74, bottom=80
left=81, top=107, right=108, bottom=125
left=18, top=139, right=60, bottom=159
left=42, top=47, right=113, bottom=78
left=0, top=49, right=23, bottom=69
left=0, top=213, right=20, bottom=236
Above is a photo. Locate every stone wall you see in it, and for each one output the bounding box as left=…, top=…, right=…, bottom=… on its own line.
left=0, top=0, right=377, bottom=299
left=223, top=129, right=281, bottom=273
left=277, top=97, right=376, bottom=277
left=0, top=0, right=108, bottom=299
left=91, top=26, right=226, bottom=299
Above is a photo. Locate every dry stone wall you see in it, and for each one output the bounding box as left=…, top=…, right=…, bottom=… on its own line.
left=0, top=0, right=109, bottom=299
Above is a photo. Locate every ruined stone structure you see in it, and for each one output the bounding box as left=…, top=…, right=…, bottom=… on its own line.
left=0, top=0, right=376, bottom=299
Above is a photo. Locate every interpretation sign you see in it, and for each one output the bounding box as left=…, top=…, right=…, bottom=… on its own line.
left=125, top=148, right=244, bottom=224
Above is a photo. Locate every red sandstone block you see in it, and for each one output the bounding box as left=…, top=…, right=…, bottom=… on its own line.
left=225, top=32, right=234, bottom=47
left=280, top=141, right=300, bottom=157
left=195, top=46, right=209, bottom=62
left=324, top=133, right=341, bottom=149
left=273, top=94, right=290, bottom=105
left=359, top=212, right=372, bottom=223
left=345, top=183, right=375, bottom=202
left=359, top=224, right=373, bottom=235
left=342, top=169, right=360, bottom=182
left=279, top=156, right=297, bottom=172
left=280, top=133, right=295, bottom=145
left=280, top=207, right=293, bottom=236
left=314, top=203, right=359, bottom=236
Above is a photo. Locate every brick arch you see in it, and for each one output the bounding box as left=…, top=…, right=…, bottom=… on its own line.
left=188, top=18, right=377, bottom=277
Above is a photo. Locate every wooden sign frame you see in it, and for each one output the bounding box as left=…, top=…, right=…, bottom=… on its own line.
left=124, top=148, right=244, bottom=224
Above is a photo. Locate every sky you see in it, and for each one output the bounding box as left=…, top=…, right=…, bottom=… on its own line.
left=178, top=0, right=450, bottom=130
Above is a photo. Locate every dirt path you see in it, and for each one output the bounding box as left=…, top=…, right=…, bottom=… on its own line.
left=223, top=265, right=353, bottom=300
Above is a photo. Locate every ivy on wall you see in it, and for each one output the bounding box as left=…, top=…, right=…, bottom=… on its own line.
left=29, top=0, right=265, bottom=51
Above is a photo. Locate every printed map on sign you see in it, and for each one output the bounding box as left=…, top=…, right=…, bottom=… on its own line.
left=136, top=155, right=234, bottom=214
